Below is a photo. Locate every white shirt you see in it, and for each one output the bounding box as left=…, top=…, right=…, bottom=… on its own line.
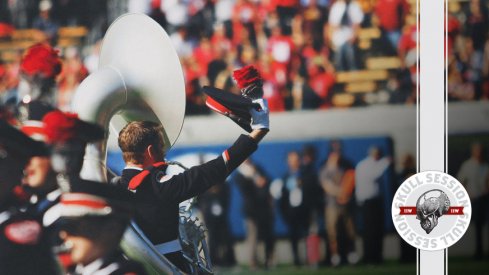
left=127, top=0, right=152, bottom=15
left=328, top=0, right=364, bottom=48
left=457, top=158, right=489, bottom=199
left=170, top=32, right=193, bottom=58
left=355, top=156, right=390, bottom=204
left=161, top=0, right=189, bottom=26
left=215, top=0, right=235, bottom=22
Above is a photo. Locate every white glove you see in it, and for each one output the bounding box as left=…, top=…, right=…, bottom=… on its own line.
left=250, top=98, right=270, bottom=130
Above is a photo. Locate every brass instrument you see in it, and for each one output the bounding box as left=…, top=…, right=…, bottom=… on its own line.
left=72, top=13, right=212, bottom=274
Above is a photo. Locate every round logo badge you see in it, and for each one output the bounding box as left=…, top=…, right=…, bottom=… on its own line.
left=391, top=171, right=472, bottom=251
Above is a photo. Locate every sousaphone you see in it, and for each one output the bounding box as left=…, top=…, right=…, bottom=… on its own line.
left=72, top=13, right=186, bottom=274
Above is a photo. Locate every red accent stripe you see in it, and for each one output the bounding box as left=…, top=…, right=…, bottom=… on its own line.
left=399, top=207, right=417, bottom=215
left=58, top=253, right=73, bottom=269
left=128, top=162, right=167, bottom=190
left=206, top=97, right=232, bottom=115
left=399, top=206, right=465, bottom=215
left=21, top=125, right=46, bottom=138
left=224, top=150, right=230, bottom=162
left=61, top=199, right=108, bottom=209
left=128, top=170, right=150, bottom=190
left=445, top=207, right=464, bottom=215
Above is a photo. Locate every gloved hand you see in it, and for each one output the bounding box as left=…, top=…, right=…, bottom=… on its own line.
left=250, top=98, right=269, bottom=130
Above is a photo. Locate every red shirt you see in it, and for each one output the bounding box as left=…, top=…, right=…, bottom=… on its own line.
left=273, top=0, right=300, bottom=8
left=375, top=0, right=409, bottom=31
left=0, top=23, right=14, bottom=38
left=263, top=81, right=285, bottom=112
left=267, top=35, right=295, bottom=65
left=446, top=15, right=460, bottom=55
left=398, top=25, right=417, bottom=53
left=192, top=43, right=215, bottom=76
left=309, top=72, right=336, bottom=99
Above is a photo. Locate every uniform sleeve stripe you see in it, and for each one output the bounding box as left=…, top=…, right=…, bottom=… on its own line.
left=222, top=150, right=230, bottom=163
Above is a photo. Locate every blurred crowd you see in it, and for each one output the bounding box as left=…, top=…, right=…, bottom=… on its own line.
left=447, top=0, right=489, bottom=101
left=0, top=0, right=486, bottom=115
left=201, top=138, right=489, bottom=269
left=200, top=140, right=419, bottom=268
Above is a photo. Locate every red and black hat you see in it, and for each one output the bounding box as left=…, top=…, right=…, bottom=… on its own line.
left=20, top=100, right=56, bottom=142
left=43, top=179, right=134, bottom=226
left=0, top=119, right=49, bottom=160
left=203, top=65, right=264, bottom=132
left=42, top=110, right=105, bottom=145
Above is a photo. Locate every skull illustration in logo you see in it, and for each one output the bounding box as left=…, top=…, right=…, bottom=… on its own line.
left=416, top=190, right=450, bottom=234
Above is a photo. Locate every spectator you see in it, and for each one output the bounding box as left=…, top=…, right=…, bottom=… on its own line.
left=161, top=0, right=189, bottom=34
left=32, top=0, right=59, bottom=44
left=232, top=0, right=259, bottom=47
left=267, top=25, right=295, bottom=86
left=275, top=0, right=301, bottom=35
left=355, top=146, right=391, bottom=264
left=398, top=21, right=417, bottom=84
left=278, top=151, right=309, bottom=266
left=215, top=0, right=235, bottom=37
left=193, top=37, right=216, bottom=76
left=398, top=153, right=416, bottom=263
left=465, top=0, right=489, bottom=53
left=483, top=38, right=489, bottom=99
left=170, top=26, right=193, bottom=58
left=234, top=159, right=275, bottom=269
left=211, top=23, right=233, bottom=54
left=300, top=144, right=324, bottom=266
left=301, top=144, right=323, bottom=227
left=448, top=52, right=475, bottom=101
left=457, top=142, right=489, bottom=259
left=57, top=47, right=88, bottom=111
left=199, top=183, right=236, bottom=267
left=301, top=0, right=327, bottom=46
left=289, top=73, right=322, bottom=110
left=319, top=140, right=357, bottom=266
left=374, top=0, right=410, bottom=53
left=307, top=63, right=336, bottom=108
left=327, top=0, right=364, bottom=71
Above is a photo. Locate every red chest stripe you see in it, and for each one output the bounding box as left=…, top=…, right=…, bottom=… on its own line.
left=128, top=162, right=167, bottom=190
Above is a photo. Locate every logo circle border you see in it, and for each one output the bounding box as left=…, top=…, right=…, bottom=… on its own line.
left=391, top=170, right=472, bottom=251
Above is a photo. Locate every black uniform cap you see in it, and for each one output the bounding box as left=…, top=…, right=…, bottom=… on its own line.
left=0, top=119, right=49, bottom=161
left=43, top=179, right=135, bottom=226
left=203, top=86, right=260, bottom=133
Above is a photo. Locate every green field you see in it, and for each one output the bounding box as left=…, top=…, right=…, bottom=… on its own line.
left=214, top=258, right=489, bottom=275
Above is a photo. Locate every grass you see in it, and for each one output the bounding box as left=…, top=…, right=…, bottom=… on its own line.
left=213, top=257, right=489, bottom=275
left=216, top=261, right=416, bottom=275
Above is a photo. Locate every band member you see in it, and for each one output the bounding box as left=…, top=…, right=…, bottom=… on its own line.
left=0, top=119, right=61, bottom=275
left=44, top=181, right=147, bottom=275
left=41, top=110, right=104, bottom=190
left=16, top=43, right=62, bottom=216
left=18, top=43, right=62, bottom=122
left=19, top=104, right=59, bottom=215
left=116, top=66, right=270, bottom=272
